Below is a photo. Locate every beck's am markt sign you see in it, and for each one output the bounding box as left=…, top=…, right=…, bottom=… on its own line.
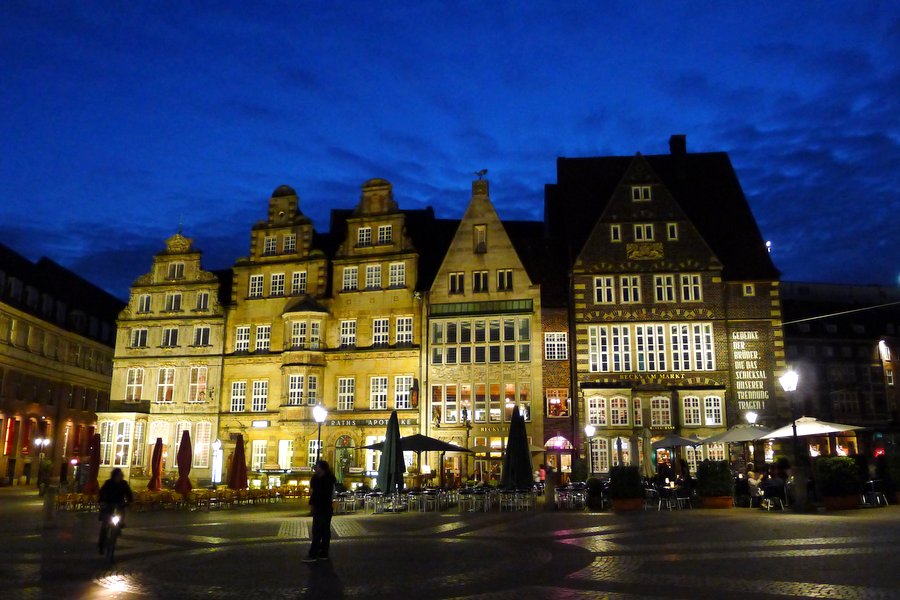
left=730, top=329, right=773, bottom=412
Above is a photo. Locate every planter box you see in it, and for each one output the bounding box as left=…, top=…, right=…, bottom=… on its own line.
left=700, top=496, right=733, bottom=509
left=823, top=495, right=860, bottom=511
left=611, top=497, right=643, bottom=512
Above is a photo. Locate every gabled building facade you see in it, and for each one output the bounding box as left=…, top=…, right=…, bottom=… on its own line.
left=546, top=136, right=784, bottom=475
left=425, top=179, right=544, bottom=483
left=220, top=185, right=329, bottom=483
left=101, top=233, right=225, bottom=483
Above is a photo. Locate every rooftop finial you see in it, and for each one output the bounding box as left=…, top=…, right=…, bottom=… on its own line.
left=177, top=214, right=184, bottom=235
left=474, top=168, right=488, bottom=180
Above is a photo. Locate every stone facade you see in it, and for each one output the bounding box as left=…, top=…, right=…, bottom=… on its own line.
left=0, top=244, right=121, bottom=486
left=99, top=233, right=226, bottom=483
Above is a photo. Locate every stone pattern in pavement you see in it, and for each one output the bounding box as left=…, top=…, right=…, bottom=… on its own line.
left=1, top=488, right=899, bottom=599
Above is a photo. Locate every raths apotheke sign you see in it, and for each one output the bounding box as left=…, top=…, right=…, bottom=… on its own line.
left=327, top=418, right=418, bottom=427
left=730, top=330, right=773, bottom=412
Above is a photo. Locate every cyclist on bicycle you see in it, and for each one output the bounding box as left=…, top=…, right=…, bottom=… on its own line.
left=98, top=468, right=133, bottom=554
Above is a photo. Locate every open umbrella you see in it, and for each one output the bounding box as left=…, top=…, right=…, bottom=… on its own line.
left=761, top=417, right=864, bottom=439
left=651, top=433, right=696, bottom=450
left=500, top=406, right=534, bottom=490
left=228, top=435, right=248, bottom=490
left=703, top=424, right=773, bottom=444
left=82, top=433, right=101, bottom=494
left=377, top=410, right=406, bottom=494
left=147, top=437, right=163, bottom=491
left=174, top=429, right=193, bottom=495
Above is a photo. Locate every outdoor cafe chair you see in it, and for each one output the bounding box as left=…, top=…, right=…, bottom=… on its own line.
left=762, top=485, right=786, bottom=511
left=861, top=480, right=889, bottom=507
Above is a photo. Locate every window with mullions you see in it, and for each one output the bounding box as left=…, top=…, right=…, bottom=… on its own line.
left=373, top=318, right=389, bottom=346
left=288, top=374, right=304, bottom=406
left=291, top=271, right=307, bottom=295
left=188, top=366, right=208, bottom=402
left=389, top=263, right=405, bottom=288
left=251, top=380, right=268, bottom=411
left=254, top=325, right=270, bottom=352
left=283, top=234, right=296, bottom=253
left=633, top=224, right=654, bottom=241
left=156, top=368, right=175, bottom=402
left=587, top=396, right=607, bottom=426
left=164, top=293, right=182, bottom=312
left=340, top=320, right=356, bottom=347
left=544, top=332, right=568, bottom=361
left=620, top=276, right=641, bottom=304
left=590, top=438, right=610, bottom=473
left=230, top=381, right=246, bottom=412
left=497, top=269, right=512, bottom=291
left=270, top=273, right=285, bottom=296
left=167, top=262, right=185, bottom=280
left=610, top=397, right=629, bottom=426
left=594, top=276, right=614, bottom=303
left=137, top=294, right=151, bottom=312
left=394, top=376, right=413, bottom=409
left=683, top=396, right=701, bottom=426
left=263, top=236, right=277, bottom=256
left=654, top=274, right=675, bottom=302
left=631, top=185, right=652, bottom=202
left=430, top=317, right=531, bottom=365
left=704, top=396, right=722, bottom=426
left=365, top=265, right=381, bottom=289
left=131, top=328, right=148, bottom=348
left=249, top=275, right=264, bottom=298
left=196, top=292, right=209, bottom=311
left=235, top=326, right=250, bottom=352
left=635, top=325, right=666, bottom=371
left=337, top=377, right=355, bottom=410
left=449, top=272, right=464, bottom=294
left=377, top=225, right=392, bottom=244
left=680, top=274, right=701, bottom=302
left=396, top=316, right=413, bottom=346
left=357, top=227, right=372, bottom=247
left=473, top=271, right=488, bottom=293
left=162, top=327, right=179, bottom=347
left=370, top=376, right=388, bottom=410
left=125, top=368, right=144, bottom=401
left=651, top=397, right=671, bottom=427
left=342, top=267, right=358, bottom=291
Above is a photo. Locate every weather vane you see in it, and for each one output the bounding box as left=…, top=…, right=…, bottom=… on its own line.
left=474, top=169, right=488, bottom=180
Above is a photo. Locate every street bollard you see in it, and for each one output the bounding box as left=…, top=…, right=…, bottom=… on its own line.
left=42, top=485, right=58, bottom=529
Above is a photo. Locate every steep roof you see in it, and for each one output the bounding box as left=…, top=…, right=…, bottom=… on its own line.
left=546, top=150, right=779, bottom=281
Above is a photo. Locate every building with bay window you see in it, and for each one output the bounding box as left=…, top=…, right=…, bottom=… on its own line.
left=98, top=233, right=226, bottom=484
left=545, top=135, right=784, bottom=474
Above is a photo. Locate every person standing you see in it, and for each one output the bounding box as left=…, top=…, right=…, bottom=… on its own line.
left=304, top=459, right=336, bottom=562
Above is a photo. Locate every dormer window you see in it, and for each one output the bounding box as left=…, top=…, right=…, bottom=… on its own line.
left=357, top=227, right=372, bottom=247
left=474, top=225, right=487, bottom=253
left=667, top=223, right=678, bottom=240
left=138, top=294, right=151, bottom=313
left=610, top=224, right=621, bottom=242
left=167, top=262, right=185, bottom=280
left=377, top=225, right=392, bottom=245
left=631, top=185, right=652, bottom=202
left=263, top=236, right=277, bottom=256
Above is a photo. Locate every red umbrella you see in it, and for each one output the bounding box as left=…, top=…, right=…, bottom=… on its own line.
left=228, top=435, right=248, bottom=490
left=174, top=429, right=193, bottom=495
left=82, top=433, right=101, bottom=494
left=147, top=437, right=164, bottom=491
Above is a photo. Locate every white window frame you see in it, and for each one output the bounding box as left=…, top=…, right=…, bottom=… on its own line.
left=373, top=318, right=389, bottom=346
left=342, top=266, right=358, bottom=291
left=125, top=367, right=144, bottom=401
left=680, top=274, right=702, bottom=302
left=365, top=264, right=382, bottom=289
left=497, top=269, right=513, bottom=291
left=193, top=326, right=210, bottom=347
left=357, top=226, right=372, bottom=247
left=263, top=236, right=277, bottom=256
left=230, top=381, right=247, bottom=412
left=188, top=366, right=208, bottom=402
left=634, top=223, right=654, bottom=241
left=193, top=421, right=211, bottom=468
left=704, top=396, right=723, bottom=426
left=196, top=292, right=209, bottom=311
left=164, top=293, right=182, bottom=312
left=394, top=375, right=413, bottom=409
left=396, top=316, right=413, bottom=346
left=610, top=224, right=621, bottom=242
left=369, top=376, right=388, bottom=410
left=388, top=263, right=405, bottom=288
left=377, top=224, right=392, bottom=244
left=138, top=294, right=151, bottom=312
left=254, top=325, right=271, bottom=352
left=270, top=273, right=285, bottom=296
left=307, top=375, right=318, bottom=404
left=162, top=327, right=179, bottom=347
left=473, top=270, right=489, bottom=293
left=156, top=367, right=175, bottom=403
left=340, top=320, right=357, bottom=347
left=610, top=396, right=629, bottom=426
left=251, top=440, right=267, bottom=470
left=291, top=321, right=307, bottom=349
left=631, top=185, right=652, bottom=202
left=651, top=397, right=671, bottom=427
left=131, top=328, right=148, bottom=348
left=283, top=233, right=296, bottom=253
left=620, top=275, right=641, bottom=304
left=594, top=276, right=615, bottom=304
left=654, top=274, right=676, bottom=302
left=249, top=274, right=264, bottom=298
left=590, top=438, right=610, bottom=473
left=667, top=223, right=678, bottom=240
left=278, top=439, right=293, bottom=470
left=587, top=396, right=607, bottom=426
left=288, top=374, right=304, bottom=406
left=338, top=377, right=355, bottom=411
left=449, top=272, right=464, bottom=294
left=251, top=380, right=268, bottom=412
left=544, top=332, right=568, bottom=361
left=235, top=326, right=250, bottom=352
left=308, top=439, right=322, bottom=467
left=291, top=271, right=307, bottom=295
left=683, top=396, right=702, bottom=426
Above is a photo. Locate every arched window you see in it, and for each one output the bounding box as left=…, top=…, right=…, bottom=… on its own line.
left=650, top=397, right=671, bottom=427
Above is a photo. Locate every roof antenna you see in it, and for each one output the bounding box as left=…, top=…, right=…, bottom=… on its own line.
left=177, top=214, right=184, bottom=234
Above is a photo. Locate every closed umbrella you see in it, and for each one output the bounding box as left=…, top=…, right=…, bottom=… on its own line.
left=377, top=410, right=406, bottom=494
left=228, top=435, right=248, bottom=490
left=147, top=437, right=163, bottom=491
left=640, top=428, right=655, bottom=479
left=761, top=417, right=864, bottom=439
left=500, top=406, right=534, bottom=490
left=82, top=433, right=102, bottom=494
left=174, top=429, right=193, bottom=495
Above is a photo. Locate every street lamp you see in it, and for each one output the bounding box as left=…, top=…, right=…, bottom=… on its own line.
left=584, top=425, right=596, bottom=474
left=33, top=437, right=50, bottom=490
left=779, top=367, right=807, bottom=511
left=312, top=404, right=328, bottom=464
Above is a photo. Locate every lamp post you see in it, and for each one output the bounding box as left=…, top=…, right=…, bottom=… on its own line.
left=33, top=437, right=50, bottom=491
left=312, top=404, right=328, bottom=464
left=584, top=425, right=596, bottom=475
left=779, top=367, right=807, bottom=511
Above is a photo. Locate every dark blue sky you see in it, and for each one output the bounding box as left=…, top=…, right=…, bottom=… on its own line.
left=3, top=3, right=899, bottom=298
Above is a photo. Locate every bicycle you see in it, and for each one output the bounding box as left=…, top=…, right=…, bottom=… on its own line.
left=101, top=507, right=124, bottom=563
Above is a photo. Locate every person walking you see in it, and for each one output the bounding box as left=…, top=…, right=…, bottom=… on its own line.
left=303, top=459, right=337, bottom=562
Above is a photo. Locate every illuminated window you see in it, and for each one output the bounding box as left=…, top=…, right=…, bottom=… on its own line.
left=125, top=368, right=144, bottom=401
left=248, top=275, right=263, bottom=298
left=887, top=368, right=894, bottom=386
left=590, top=438, right=609, bottom=473
left=633, top=398, right=643, bottom=426
left=587, top=396, right=607, bottom=426
left=377, top=225, right=392, bottom=244
left=251, top=380, right=268, bottom=411
left=342, top=267, right=358, bottom=291
left=270, top=273, right=285, bottom=296
left=193, top=422, right=211, bottom=468
left=156, top=368, right=175, bottom=403
left=291, top=321, right=307, bottom=348
left=396, top=316, right=413, bottom=345
left=288, top=374, right=304, bottom=406
left=370, top=376, right=388, bottom=410
left=743, top=283, right=755, bottom=297
left=188, top=366, right=208, bottom=402
left=263, top=236, right=277, bottom=256
left=610, top=397, right=629, bottom=426
left=307, top=375, right=318, bottom=404
left=234, top=326, right=250, bottom=352
left=251, top=440, right=267, bottom=470
left=683, top=396, right=701, bottom=425
left=546, top=388, right=569, bottom=417
left=394, top=376, right=413, bottom=409
left=651, top=397, right=671, bottom=427
left=704, top=396, right=723, bottom=426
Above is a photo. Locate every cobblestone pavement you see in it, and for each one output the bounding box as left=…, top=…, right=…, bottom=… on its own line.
left=2, top=488, right=900, bottom=599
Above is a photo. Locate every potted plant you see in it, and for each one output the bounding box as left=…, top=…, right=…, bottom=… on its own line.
left=696, top=460, right=734, bottom=508
left=609, top=466, right=643, bottom=511
left=586, top=477, right=605, bottom=511
left=815, top=456, right=861, bottom=510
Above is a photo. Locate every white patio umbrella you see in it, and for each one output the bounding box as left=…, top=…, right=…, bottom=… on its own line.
left=703, top=424, right=773, bottom=444
left=760, top=417, right=863, bottom=439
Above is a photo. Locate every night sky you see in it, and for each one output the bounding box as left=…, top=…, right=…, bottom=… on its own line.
left=3, top=3, right=899, bottom=299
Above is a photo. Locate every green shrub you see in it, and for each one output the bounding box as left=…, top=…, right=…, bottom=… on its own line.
left=814, top=456, right=861, bottom=496
left=696, top=460, right=734, bottom=497
left=571, top=457, right=589, bottom=483
left=608, top=466, right=643, bottom=499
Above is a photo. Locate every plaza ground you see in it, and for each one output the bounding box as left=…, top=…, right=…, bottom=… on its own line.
left=2, top=487, right=899, bottom=599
